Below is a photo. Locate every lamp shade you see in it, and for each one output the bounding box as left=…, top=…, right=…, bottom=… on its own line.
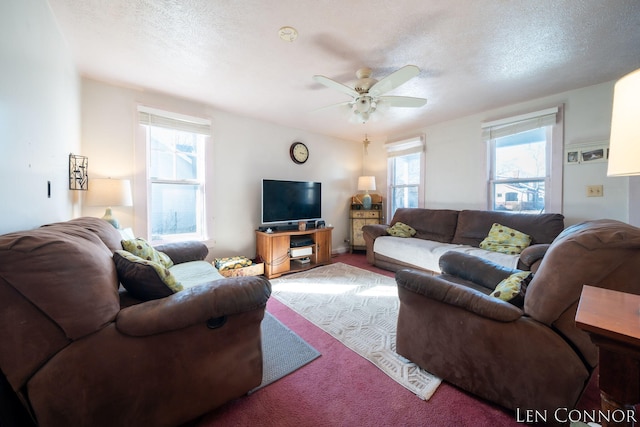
left=85, top=178, right=133, bottom=207
left=357, top=176, right=376, bottom=192
left=608, top=68, right=640, bottom=177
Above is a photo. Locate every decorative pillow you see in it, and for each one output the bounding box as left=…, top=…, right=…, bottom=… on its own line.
left=214, top=256, right=253, bottom=271
left=491, top=271, right=533, bottom=307
left=479, top=223, right=532, bottom=255
left=113, top=250, right=183, bottom=300
left=121, top=237, right=173, bottom=268
left=386, top=222, right=417, bottom=238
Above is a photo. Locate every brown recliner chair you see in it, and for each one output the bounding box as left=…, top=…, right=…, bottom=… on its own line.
left=395, top=219, right=640, bottom=413
left=0, top=217, right=271, bottom=427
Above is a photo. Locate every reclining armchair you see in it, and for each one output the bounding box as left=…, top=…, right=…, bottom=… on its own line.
left=0, top=217, right=271, bottom=427
left=395, top=219, right=640, bottom=413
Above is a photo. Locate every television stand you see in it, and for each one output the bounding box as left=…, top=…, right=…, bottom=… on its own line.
left=255, top=227, right=333, bottom=279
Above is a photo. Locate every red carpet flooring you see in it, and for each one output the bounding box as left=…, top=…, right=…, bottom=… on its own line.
left=195, top=253, right=599, bottom=427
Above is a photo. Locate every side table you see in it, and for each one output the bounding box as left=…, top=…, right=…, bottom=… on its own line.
left=575, top=285, right=640, bottom=427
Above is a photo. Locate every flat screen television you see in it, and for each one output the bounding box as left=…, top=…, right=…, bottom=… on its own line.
left=261, top=179, right=322, bottom=225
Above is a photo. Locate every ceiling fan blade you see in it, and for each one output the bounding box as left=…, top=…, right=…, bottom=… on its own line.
left=379, top=95, right=427, bottom=108
left=311, top=100, right=353, bottom=113
left=368, top=65, right=420, bottom=97
left=312, top=75, right=359, bottom=98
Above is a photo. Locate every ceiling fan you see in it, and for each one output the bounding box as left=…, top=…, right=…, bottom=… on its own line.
left=313, top=65, right=427, bottom=123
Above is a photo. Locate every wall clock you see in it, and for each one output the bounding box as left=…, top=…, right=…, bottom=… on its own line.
left=289, top=142, right=309, bottom=164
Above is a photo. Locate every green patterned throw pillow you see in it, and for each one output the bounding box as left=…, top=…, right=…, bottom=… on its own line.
left=122, top=237, right=173, bottom=268
left=479, top=223, right=531, bottom=255
left=113, top=250, right=183, bottom=300
left=386, top=222, right=417, bottom=238
left=491, top=271, right=533, bottom=307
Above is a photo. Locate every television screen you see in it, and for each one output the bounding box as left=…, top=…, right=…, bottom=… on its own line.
left=262, top=179, right=322, bottom=225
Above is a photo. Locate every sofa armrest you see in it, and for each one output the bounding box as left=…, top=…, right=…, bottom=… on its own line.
left=395, top=269, right=523, bottom=322
left=116, top=276, right=271, bottom=336
left=154, top=241, right=209, bottom=264
left=439, top=251, right=521, bottom=290
left=362, top=223, right=388, bottom=240
left=362, top=224, right=389, bottom=264
left=518, top=244, right=551, bottom=272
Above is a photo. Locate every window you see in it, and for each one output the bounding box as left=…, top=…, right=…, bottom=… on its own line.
left=483, top=107, right=563, bottom=214
left=386, top=136, right=425, bottom=218
left=138, top=107, right=210, bottom=242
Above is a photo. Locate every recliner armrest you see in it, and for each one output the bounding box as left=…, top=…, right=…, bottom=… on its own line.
left=518, top=244, right=551, bottom=272
left=154, top=241, right=209, bottom=264
left=439, top=251, right=520, bottom=290
left=395, top=269, right=523, bottom=322
left=116, top=276, right=271, bottom=336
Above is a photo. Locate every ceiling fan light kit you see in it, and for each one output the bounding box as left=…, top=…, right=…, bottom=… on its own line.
left=313, top=65, right=427, bottom=124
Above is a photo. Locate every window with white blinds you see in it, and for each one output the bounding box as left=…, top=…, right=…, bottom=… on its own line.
left=482, top=106, right=563, bottom=214
left=385, top=135, right=425, bottom=218
left=138, top=106, right=211, bottom=242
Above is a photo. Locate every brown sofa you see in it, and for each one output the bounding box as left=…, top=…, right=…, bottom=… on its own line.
left=394, top=219, right=640, bottom=413
left=0, top=217, right=271, bottom=427
left=363, top=208, right=565, bottom=273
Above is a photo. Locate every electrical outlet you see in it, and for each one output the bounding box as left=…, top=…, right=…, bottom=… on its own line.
left=586, top=185, right=603, bottom=197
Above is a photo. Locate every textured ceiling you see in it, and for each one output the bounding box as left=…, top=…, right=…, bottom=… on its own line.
left=47, top=0, right=640, bottom=142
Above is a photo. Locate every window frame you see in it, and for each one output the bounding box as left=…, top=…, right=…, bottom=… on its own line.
left=385, top=135, right=425, bottom=219
left=135, top=106, right=211, bottom=244
left=488, top=127, right=549, bottom=213
left=483, top=106, right=564, bottom=214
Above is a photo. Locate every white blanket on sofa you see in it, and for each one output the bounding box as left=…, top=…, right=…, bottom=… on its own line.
left=373, top=236, right=519, bottom=273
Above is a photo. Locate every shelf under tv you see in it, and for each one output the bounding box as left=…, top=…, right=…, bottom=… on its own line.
left=255, top=227, right=333, bottom=279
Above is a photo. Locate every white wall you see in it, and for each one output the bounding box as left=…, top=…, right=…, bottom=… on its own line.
left=0, top=0, right=80, bottom=234
left=81, top=78, right=360, bottom=258
left=365, top=80, right=628, bottom=227
left=1, top=0, right=631, bottom=239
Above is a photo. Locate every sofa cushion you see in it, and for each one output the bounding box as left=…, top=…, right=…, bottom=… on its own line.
left=479, top=223, right=531, bottom=255
left=491, top=271, right=532, bottom=307
left=122, top=238, right=173, bottom=268
left=374, top=236, right=519, bottom=274
left=113, top=250, right=183, bottom=300
left=452, top=210, right=564, bottom=247
left=170, top=260, right=225, bottom=288
left=391, top=208, right=459, bottom=243
left=386, top=222, right=417, bottom=237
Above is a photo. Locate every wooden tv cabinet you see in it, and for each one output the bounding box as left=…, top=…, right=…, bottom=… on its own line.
left=256, top=227, right=333, bottom=279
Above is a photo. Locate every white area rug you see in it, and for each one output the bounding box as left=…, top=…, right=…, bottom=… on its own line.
left=271, top=262, right=442, bottom=400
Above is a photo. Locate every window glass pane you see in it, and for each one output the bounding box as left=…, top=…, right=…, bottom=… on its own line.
left=393, top=153, right=421, bottom=185
left=148, top=126, right=201, bottom=180
left=494, top=128, right=546, bottom=180
left=150, top=183, right=200, bottom=238
left=493, top=181, right=545, bottom=213
left=391, top=186, right=419, bottom=212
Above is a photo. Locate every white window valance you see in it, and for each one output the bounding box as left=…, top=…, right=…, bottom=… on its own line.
left=384, top=135, right=425, bottom=157
left=481, top=107, right=558, bottom=141
left=138, top=106, right=211, bottom=135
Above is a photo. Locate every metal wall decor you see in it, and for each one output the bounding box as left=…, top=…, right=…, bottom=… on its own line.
left=69, top=153, right=88, bottom=190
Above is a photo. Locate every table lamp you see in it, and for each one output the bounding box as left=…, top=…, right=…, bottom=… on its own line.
left=85, top=178, right=133, bottom=228
left=608, top=68, right=640, bottom=177
left=358, top=176, right=376, bottom=210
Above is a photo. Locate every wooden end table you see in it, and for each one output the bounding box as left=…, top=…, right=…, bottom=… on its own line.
left=575, top=285, right=640, bottom=427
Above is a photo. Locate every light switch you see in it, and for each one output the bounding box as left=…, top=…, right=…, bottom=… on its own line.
left=586, top=185, right=603, bottom=197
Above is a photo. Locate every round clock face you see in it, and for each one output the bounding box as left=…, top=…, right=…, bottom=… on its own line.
left=290, top=142, right=309, bottom=164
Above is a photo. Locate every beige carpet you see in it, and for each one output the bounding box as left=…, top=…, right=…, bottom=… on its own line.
left=271, top=262, right=441, bottom=400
